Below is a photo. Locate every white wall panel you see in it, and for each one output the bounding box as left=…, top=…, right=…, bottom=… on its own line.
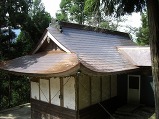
left=40, top=79, right=49, bottom=102
left=31, top=81, right=39, bottom=100
left=63, top=77, right=75, bottom=110
left=50, top=77, right=60, bottom=106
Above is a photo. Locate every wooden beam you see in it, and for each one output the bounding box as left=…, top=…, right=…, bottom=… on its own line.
left=48, top=32, right=71, bottom=53
left=32, top=31, right=48, bottom=54
left=89, top=76, right=92, bottom=105
left=60, top=77, right=64, bottom=107
left=75, top=73, right=80, bottom=119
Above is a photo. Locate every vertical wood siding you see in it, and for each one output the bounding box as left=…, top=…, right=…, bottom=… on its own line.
left=79, top=75, right=90, bottom=109
left=78, top=74, right=117, bottom=110
left=102, top=76, right=111, bottom=101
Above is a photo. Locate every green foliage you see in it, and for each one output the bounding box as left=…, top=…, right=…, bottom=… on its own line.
left=0, top=0, right=51, bottom=110
left=56, top=11, right=68, bottom=22
left=57, top=0, right=125, bottom=31
left=57, top=0, right=86, bottom=24
left=21, top=0, right=51, bottom=45
left=0, top=73, right=30, bottom=110
left=136, top=12, right=149, bottom=46
left=0, top=0, right=32, bottom=28
left=84, top=0, right=146, bottom=17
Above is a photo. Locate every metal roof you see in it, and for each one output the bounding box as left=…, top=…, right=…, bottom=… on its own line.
left=118, top=46, right=151, bottom=66
left=46, top=22, right=138, bottom=73
left=0, top=51, right=79, bottom=77
left=0, top=22, right=144, bottom=76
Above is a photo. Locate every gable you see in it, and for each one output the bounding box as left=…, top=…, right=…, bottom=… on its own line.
left=32, top=30, right=71, bottom=54
left=36, top=38, right=62, bottom=53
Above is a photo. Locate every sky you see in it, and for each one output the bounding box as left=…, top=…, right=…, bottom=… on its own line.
left=41, top=0, right=61, bottom=18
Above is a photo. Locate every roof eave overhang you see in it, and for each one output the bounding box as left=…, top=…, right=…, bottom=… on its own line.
left=0, top=61, right=140, bottom=77
left=80, top=64, right=139, bottom=76
left=0, top=63, right=80, bottom=78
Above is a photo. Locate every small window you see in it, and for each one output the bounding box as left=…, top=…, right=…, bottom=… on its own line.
left=128, top=75, right=140, bottom=89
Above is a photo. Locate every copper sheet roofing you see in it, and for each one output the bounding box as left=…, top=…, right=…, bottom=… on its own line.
left=46, top=22, right=138, bottom=73
left=118, top=46, right=151, bottom=66
left=0, top=51, right=79, bottom=77
left=0, top=22, right=141, bottom=76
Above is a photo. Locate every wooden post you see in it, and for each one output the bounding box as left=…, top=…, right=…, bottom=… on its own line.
left=89, top=76, right=92, bottom=105
left=100, top=76, right=102, bottom=102
left=8, top=75, right=11, bottom=107
left=75, top=72, right=80, bottom=119
left=60, top=77, right=64, bottom=107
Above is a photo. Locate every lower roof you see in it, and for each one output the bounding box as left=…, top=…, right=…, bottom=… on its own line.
left=0, top=51, right=139, bottom=77
left=0, top=51, right=79, bottom=77
left=118, top=46, right=151, bottom=66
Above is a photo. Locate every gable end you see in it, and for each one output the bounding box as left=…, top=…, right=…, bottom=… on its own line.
left=32, top=31, right=71, bottom=54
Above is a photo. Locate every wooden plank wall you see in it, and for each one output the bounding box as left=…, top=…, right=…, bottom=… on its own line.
left=78, top=74, right=117, bottom=110
left=30, top=76, right=76, bottom=119
left=31, top=98, right=76, bottom=119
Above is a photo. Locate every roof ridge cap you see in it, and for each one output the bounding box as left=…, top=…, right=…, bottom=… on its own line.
left=58, top=21, right=130, bottom=38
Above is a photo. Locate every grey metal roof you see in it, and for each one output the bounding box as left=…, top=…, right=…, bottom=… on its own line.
left=46, top=22, right=138, bottom=73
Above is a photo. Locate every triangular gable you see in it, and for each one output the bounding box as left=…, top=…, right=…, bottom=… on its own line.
left=32, top=30, right=71, bottom=54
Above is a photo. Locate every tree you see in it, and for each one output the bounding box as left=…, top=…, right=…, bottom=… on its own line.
left=0, top=0, right=32, bottom=28
left=0, top=0, right=32, bottom=59
left=21, top=0, right=51, bottom=45
left=0, top=0, right=33, bottom=110
left=56, top=0, right=86, bottom=24
left=0, top=0, right=51, bottom=110
left=84, top=0, right=159, bottom=118
left=56, top=0, right=126, bottom=31
left=136, top=12, right=149, bottom=45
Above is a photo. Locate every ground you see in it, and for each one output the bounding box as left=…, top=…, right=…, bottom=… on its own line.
left=0, top=103, right=31, bottom=119
left=0, top=104, right=155, bottom=119
left=113, top=105, right=155, bottom=119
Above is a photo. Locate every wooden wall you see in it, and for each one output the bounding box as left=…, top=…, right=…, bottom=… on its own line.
left=78, top=74, right=117, bottom=110
left=31, top=98, right=76, bottom=119
left=31, top=76, right=76, bottom=118
left=30, top=74, right=117, bottom=119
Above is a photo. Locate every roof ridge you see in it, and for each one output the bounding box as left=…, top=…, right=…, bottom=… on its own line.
left=58, top=21, right=130, bottom=38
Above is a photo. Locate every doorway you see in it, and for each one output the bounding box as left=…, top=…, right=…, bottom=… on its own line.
left=127, top=75, right=141, bottom=104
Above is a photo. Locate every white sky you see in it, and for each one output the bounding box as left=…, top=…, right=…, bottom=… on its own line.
left=41, top=0, right=61, bottom=18
left=41, top=0, right=141, bottom=29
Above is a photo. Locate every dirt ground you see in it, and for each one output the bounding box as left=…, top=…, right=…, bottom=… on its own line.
left=0, top=103, right=31, bottom=119
left=113, top=105, right=155, bottom=119
left=0, top=103, right=155, bottom=119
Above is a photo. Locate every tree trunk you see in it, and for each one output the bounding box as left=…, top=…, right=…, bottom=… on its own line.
left=147, top=0, right=159, bottom=118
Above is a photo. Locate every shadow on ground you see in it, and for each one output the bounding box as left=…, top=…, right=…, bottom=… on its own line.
left=113, top=105, right=155, bottom=119
left=0, top=103, right=31, bottom=119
